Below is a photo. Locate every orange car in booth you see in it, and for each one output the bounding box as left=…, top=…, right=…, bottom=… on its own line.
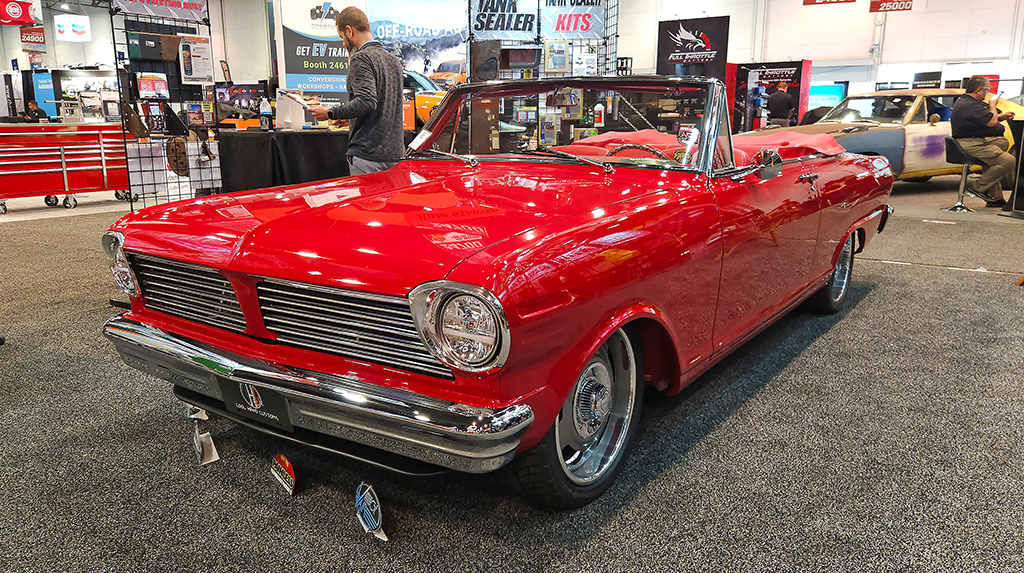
left=404, top=71, right=447, bottom=128
left=429, top=60, right=467, bottom=89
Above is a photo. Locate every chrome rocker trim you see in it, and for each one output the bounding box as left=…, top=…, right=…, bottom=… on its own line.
left=103, top=316, right=534, bottom=475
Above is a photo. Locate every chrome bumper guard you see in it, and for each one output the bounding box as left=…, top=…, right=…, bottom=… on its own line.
left=103, top=316, right=534, bottom=474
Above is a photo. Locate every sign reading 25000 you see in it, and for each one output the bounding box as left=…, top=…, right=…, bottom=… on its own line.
left=274, top=0, right=366, bottom=105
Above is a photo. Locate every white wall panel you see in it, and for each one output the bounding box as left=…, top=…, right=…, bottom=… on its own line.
left=209, top=0, right=271, bottom=82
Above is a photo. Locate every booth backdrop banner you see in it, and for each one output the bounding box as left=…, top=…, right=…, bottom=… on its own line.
left=1, top=1, right=35, bottom=25
left=53, top=14, right=91, bottom=42
left=367, top=0, right=467, bottom=72
left=732, top=59, right=812, bottom=133
left=31, top=71, right=56, bottom=116
left=541, top=0, right=603, bottom=40
left=20, top=25, right=45, bottom=51
left=656, top=16, right=729, bottom=79
left=869, top=0, right=912, bottom=12
left=471, top=0, right=539, bottom=41
left=274, top=0, right=365, bottom=106
left=112, top=0, right=208, bottom=23
left=178, top=35, right=214, bottom=84
left=52, top=70, right=117, bottom=100
left=911, top=71, right=941, bottom=89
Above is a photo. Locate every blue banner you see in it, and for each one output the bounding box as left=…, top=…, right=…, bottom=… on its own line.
left=32, top=72, right=57, bottom=117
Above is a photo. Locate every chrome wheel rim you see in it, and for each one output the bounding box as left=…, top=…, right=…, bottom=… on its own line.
left=554, top=329, right=636, bottom=486
left=830, top=236, right=853, bottom=302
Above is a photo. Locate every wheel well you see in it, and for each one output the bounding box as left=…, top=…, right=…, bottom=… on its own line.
left=628, top=317, right=680, bottom=393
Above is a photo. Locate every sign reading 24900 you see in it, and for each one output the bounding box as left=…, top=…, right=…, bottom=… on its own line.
left=869, top=0, right=912, bottom=12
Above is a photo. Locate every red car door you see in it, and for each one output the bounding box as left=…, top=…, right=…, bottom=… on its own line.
left=709, top=160, right=822, bottom=354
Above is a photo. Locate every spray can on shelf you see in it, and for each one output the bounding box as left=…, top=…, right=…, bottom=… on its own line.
left=593, top=102, right=605, bottom=128
left=259, top=98, right=273, bottom=131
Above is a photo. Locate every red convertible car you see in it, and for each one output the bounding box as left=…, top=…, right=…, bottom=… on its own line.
left=103, top=77, right=893, bottom=509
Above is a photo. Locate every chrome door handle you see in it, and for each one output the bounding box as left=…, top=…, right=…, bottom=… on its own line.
left=799, top=172, right=820, bottom=182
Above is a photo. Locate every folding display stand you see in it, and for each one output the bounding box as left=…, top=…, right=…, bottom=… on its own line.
left=109, top=7, right=222, bottom=211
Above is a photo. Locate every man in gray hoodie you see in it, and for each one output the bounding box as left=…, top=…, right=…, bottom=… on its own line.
left=311, top=7, right=404, bottom=175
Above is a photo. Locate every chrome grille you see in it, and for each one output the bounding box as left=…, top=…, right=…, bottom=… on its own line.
left=130, top=254, right=246, bottom=333
left=257, top=279, right=452, bottom=379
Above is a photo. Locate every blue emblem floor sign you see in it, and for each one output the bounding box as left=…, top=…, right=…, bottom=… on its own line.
left=356, top=482, right=387, bottom=541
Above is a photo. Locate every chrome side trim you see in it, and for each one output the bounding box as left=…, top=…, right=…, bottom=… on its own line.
left=104, top=316, right=534, bottom=474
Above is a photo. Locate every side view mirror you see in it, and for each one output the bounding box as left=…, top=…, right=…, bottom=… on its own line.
left=928, top=113, right=940, bottom=125
left=751, top=148, right=783, bottom=180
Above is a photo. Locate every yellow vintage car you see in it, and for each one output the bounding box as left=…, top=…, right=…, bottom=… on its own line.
left=777, top=89, right=1022, bottom=182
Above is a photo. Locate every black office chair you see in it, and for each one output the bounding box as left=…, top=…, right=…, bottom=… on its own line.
left=944, top=137, right=984, bottom=212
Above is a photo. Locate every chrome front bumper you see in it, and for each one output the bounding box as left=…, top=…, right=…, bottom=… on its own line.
left=103, top=316, right=534, bottom=474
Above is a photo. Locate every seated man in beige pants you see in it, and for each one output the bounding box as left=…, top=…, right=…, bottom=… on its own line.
left=951, top=75, right=1017, bottom=208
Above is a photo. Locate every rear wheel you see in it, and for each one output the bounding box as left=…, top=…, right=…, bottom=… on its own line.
left=508, top=327, right=644, bottom=510
left=808, top=233, right=854, bottom=314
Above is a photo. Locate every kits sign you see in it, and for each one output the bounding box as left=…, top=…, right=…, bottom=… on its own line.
left=274, top=0, right=363, bottom=105
left=20, top=25, right=45, bottom=52
left=0, top=1, right=34, bottom=25
left=472, top=0, right=538, bottom=41
left=656, top=16, right=729, bottom=79
left=541, top=0, right=603, bottom=40
left=112, top=0, right=207, bottom=22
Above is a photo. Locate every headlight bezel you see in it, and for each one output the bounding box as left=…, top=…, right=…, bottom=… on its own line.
left=409, top=281, right=511, bottom=373
left=102, top=231, right=140, bottom=298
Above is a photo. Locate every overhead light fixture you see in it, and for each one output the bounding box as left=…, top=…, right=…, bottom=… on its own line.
left=60, top=3, right=69, bottom=9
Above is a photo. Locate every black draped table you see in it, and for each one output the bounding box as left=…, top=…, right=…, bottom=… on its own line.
left=218, top=129, right=350, bottom=193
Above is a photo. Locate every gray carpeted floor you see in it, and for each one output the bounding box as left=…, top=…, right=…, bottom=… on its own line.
left=1, top=203, right=1022, bottom=572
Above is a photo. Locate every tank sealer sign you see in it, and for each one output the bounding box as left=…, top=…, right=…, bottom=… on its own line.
left=356, top=482, right=388, bottom=541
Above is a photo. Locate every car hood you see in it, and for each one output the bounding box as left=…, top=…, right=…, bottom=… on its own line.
left=114, top=160, right=641, bottom=297
left=780, top=122, right=902, bottom=136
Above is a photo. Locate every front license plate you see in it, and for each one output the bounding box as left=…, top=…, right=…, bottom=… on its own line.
left=219, top=379, right=293, bottom=432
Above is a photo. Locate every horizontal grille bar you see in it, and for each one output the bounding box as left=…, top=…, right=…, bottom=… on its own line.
left=130, top=254, right=246, bottom=334
left=257, top=279, right=452, bottom=379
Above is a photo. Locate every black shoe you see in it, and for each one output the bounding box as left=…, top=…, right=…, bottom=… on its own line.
left=986, top=199, right=1007, bottom=208
left=964, top=182, right=994, bottom=202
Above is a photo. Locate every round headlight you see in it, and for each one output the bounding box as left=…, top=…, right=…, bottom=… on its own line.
left=440, top=294, right=498, bottom=366
left=408, top=281, right=511, bottom=373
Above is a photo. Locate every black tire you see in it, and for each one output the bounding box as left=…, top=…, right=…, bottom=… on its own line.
left=44, top=195, right=58, bottom=207
left=0, top=203, right=6, bottom=215
left=508, top=327, right=644, bottom=510
left=63, top=196, right=77, bottom=209
left=903, top=176, right=932, bottom=183
left=808, top=233, right=855, bottom=314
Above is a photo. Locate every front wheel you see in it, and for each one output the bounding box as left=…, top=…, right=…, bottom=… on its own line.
left=508, top=327, right=644, bottom=510
left=808, top=233, right=854, bottom=314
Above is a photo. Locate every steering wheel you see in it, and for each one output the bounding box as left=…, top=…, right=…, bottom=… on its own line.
left=606, top=144, right=671, bottom=161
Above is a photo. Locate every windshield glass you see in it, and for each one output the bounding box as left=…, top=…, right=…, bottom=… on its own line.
left=437, top=63, right=462, bottom=74
left=404, top=71, right=438, bottom=92
left=822, top=95, right=917, bottom=124
left=411, top=82, right=713, bottom=170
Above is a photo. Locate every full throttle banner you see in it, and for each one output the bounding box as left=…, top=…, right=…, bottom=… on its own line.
left=656, top=16, right=729, bottom=79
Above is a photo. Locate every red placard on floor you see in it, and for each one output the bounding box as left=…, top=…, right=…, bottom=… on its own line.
left=870, top=0, right=913, bottom=12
